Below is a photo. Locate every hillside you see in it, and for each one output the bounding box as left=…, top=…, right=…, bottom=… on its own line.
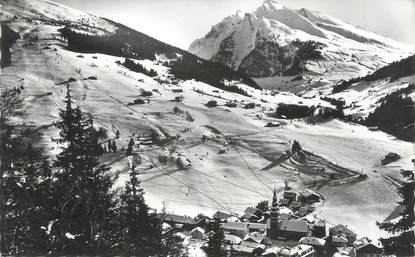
left=1, top=0, right=413, bottom=243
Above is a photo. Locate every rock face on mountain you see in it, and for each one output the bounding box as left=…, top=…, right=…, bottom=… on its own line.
left=189, top=0, right=413, bottom=83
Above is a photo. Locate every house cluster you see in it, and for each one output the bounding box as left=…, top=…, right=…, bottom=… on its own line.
left=159, top=189, right=384, bottom=257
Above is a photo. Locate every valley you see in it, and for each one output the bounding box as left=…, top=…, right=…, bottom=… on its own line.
left=0, top=0, right=414, bottom=255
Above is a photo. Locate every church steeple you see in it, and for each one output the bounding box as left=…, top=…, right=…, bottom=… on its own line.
left=272, top=186, right=278, bottom=207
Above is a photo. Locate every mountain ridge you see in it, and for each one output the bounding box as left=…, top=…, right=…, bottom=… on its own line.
left=189, top=0, right=413, bottom=88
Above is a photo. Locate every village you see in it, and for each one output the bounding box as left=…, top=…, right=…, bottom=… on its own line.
left=159, top=184, right=384, bottom=257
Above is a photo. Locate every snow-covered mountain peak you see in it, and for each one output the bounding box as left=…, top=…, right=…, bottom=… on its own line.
left=189, top=1, right=413, bottom=86
left=261, top=0, right=284, bottom=11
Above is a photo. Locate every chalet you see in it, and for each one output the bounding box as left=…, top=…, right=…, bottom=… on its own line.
left=191, top=227, right=205, bottom=240
left=283, top=191, right=300, bottom=202
left=280, top=244, right=315, bottom=257
left=212, top=211, right=233, bottom=220
left=244, top=102, right=256, bottom=109
left=222, top=222, right=247, bottom=238
left=336, top=247, right=356, bottom=257
left=298, top=207, right=308, bottom=217
left=354, top=238, right=383, bottom=257
left=241, top=212, right=259, bottom=222
left=329, top=224, right=357, bottom=246
left=280, top=213, right=294, bottom=221
left=279, top=220, right=310, bottom=241
left=244, top=207, right=263, bottom=218
left=311, top=219, right=326, bottom=238
left=224, top=234, right=242, bottom=245
left=291, top=201, right=302, bottom=210
left=262, top=247, right=280, bottom=257
left=159, top=214, right=198, bottom=231
left=171, top=88, right=183, bottom=93
left=279, top=198, right=290, bottom=206
left=234, top=243, right=265, bottom=255
left=332, top=235, right=348, bottom=248
left=246, top=223, right=267, bottom=234
left=300, top=191, right=321, bottom=204
left=299, top=237, right=326, bottom=256
left=242, top=232, right=265, bottom=246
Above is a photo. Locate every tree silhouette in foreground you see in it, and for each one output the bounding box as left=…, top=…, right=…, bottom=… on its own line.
left=205, top=219, right=226, bottom=257
left=377, top=169, right=415, bottom=256
left=51, top=84, right=115, bottom=254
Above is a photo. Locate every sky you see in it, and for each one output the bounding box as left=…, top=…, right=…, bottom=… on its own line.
left=54, top=0, right=415, bottom=50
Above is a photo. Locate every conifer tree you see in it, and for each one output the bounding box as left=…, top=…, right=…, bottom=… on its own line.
left=0, top=87, right=24, bottom=254
left=107, top=140, right=112, bottom=153
left=377, top=169, right=415, bottom=256
left=126, top=138, right=135, bottom=155
left=112, top=140, right=117, bottom=152
left=51, top=84, right=115, bottom=254
left=116, top=169, right=161, bottom=256
left=3, top=141, right=52, bottom=254
left=205, top=219, right=226, bottom=257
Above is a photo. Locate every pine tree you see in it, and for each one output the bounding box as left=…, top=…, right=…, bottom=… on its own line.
left=126, top=138, right=135, bottom=155
left=377, top=169, right=415, bottom=256
left=116, top=130, right=120, bottom=139
left=51, top=84, right=115, bottom=254
left=205, top=219, right=226, bottom=257
left=292, top=140, right=301, bottom=153
left=112, top=140, right=117, bottom=152
left=0, top=87, right=24, bottom=254
left=3, top=141, right=52, bottom=254
left=116, top=170, right=162, bottom=256
left=107, top=140, right=112, bottom=153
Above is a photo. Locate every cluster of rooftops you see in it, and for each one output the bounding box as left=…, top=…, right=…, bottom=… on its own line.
left=159, top=189, right=384, bottom=257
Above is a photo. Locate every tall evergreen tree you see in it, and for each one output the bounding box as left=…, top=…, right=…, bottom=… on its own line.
left=126, top=138, right=135, bottom=155
left=0, top=87, right=24, bottom=254
left=111, top=140, right=117, bottom=152
left=107, top=140, right=112, bottom=153
left=50, top=84, right=115, bottom=254
left=116, top=169, right=161, bottom=256
left=377, top=169, right=415, bottom=256
left=205, top=219, right=226, bottom=257
left=3, top=141, right=52, bottom=254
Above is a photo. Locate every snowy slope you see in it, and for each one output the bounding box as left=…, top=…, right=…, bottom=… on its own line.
left=1, top=0, right=413, bottom=242
left=189, top=0, right=413, bottom=88
left=0, top=0, right=116, bottom=34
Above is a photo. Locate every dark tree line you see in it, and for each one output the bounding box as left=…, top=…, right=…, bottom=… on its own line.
left=1, top=24, right=20, bottom=68
left=275, top=103, right=343, bottom=120
left=365, top=84, right=415, bottom=142
left=333, top=54, right=415, bottom=93
left=58, top=26, right=259, bottom=95
left=168, top=58, right=255, bottom=96
left=0, top=84, right=183, bottom=256
left=118, top=58, right=158, bottom=77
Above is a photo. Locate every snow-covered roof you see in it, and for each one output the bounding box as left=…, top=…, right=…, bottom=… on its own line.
left=279, top=220, right=309, bottom=233
left=332, top=235, right=348, bottom=243
left=213, top=211, right=233, bottom=219
left=222, top=222, right=247, bottom=231
left=246, top=222, right=267, bottom=230
left=243, top=231, right=265, bottom=243
left=299, top=236, right=326, bottom=246
left=191, top=227, right=205, bottom=234
left=225, top=234, right=242, bottom=244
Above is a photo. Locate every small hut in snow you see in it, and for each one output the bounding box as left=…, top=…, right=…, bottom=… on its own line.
left=191, top=227, right=205, bottom=240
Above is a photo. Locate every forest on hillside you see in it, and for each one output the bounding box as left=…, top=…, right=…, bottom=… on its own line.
left=58, top=26, right=259, bottom=95
left=332, top=54, right=415, bottom=93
